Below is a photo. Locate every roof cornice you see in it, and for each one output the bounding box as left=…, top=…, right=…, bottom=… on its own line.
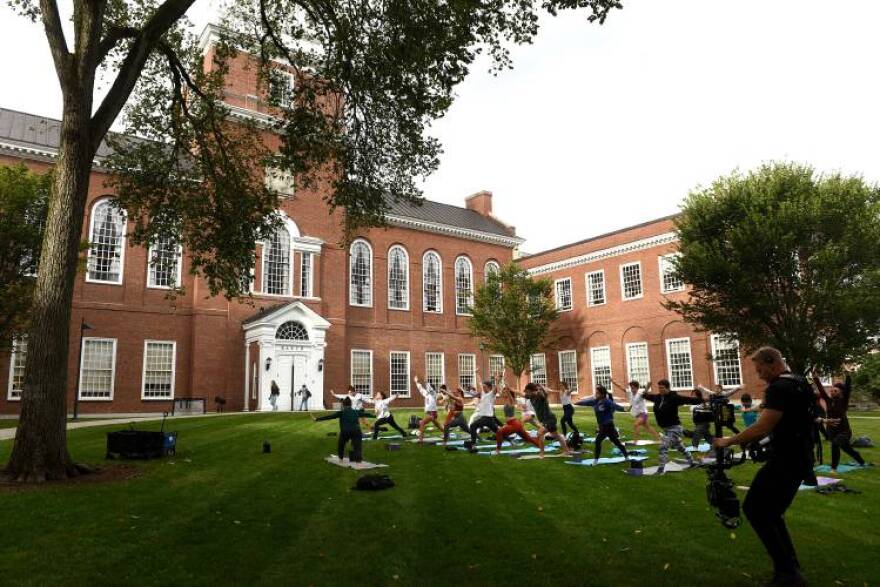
left=385, top=215, right=523, bottom=248
left=526, top=232, right=678, bottom=276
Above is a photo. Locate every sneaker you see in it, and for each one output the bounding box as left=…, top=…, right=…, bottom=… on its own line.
left=766, top=570, right=807, bottom=587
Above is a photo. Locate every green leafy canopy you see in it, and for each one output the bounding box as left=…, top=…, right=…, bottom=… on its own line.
left=667, top=162, right=880, bottom=374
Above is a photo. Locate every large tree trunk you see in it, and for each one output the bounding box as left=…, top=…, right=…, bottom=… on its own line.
left=5, top=101, right=96, bottom=482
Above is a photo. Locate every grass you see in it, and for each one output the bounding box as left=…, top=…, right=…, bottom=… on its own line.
left=0, top=420, right=18, bottom=429
left=0, top=410, right=878, bottom=587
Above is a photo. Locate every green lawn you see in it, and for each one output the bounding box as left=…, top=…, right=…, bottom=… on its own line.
left=1, top=411, right=877, bottom=587
left=0, top=420, right=18, bottom=429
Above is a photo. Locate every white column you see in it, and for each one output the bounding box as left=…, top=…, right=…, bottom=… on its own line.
left=243, top=342, right=250, bottom=412
left=257, top=341, right=265, bottom=412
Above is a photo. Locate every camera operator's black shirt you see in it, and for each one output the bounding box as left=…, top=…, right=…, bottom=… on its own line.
left=762, top=374, right=814, bottom=468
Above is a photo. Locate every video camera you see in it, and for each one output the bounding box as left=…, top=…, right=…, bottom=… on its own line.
left=702, top=395, right=747, bottom=529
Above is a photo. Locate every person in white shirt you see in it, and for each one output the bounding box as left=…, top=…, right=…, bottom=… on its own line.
left=542, top=381, right=580, bottom=437
left=331, top=385, right=371, bottom=430
left=467, top=379, right=501, bottom=448
left=613, top=380, right=660, bottom=441
left=414, top=376, right=443, bottom=443
left=364, top=390, right=407, bottom=439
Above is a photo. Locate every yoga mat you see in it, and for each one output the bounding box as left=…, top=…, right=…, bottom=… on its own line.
left=798, top=476, right=842, bottom=491
left=476, top=443, right=560, bottom=457
left=626, top=440, right=660, bottom=446
left=612, top=448, right=648, bottom=456
left=565, top=456, right=648, bottom=466
left=814, top=463, right=872, bottom=474
left=517, top=452, right=581, bottom=460
left=624, top=462, right=690, bottom=476
left=324, top=455, right=389, bottom=469
left=362, top=434, right=405, bottom=441
left=685, top=443, right=712, bottom=453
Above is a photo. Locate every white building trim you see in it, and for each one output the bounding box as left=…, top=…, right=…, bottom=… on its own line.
left=527, top=232, right=678, bottom=276
left=385, top=215, right=523, bottom=248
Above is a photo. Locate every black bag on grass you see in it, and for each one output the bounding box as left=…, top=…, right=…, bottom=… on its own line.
left=354, top=474, right=395, bottom=491
left=852, top=436, right=873, bottom=448
left=408, top=415, right=420, bottom=430
left=567, top=432, right=583, bottom=450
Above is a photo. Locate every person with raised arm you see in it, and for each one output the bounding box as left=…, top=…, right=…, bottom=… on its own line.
left=493, top=387, right=542, bottom=455
left=414, top=375, right=443, bottom=443
left=810, top=368, right=867, bottom=473
left=575, top=384, right=628, bottom=464
left=468, top=375, right=501, bottom=448
left=439, top=385, right=471, bottom=445
left=364, top=390, right=407, bottom=440
left=642, top=378, right=702, bottom=473
left=527, top=383, right=572, bottom=458
left=542, top=381, right=579, bottom=438
left=613, top=380, right=659, bottom=441
left=312, top=397, right=375, bottom=465
left=331, top=385, right=371, bottom=430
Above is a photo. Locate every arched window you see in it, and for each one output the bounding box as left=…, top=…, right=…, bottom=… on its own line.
left=455, top=256, right=474, bottom=315
left=387, top=245, right=409, bottom=310
left=87, top=198, right=126, bottom=284
left=422, top=251, right=442, bottom=313
left=349, top=239, right=373, bottom=306
left=262, top=226, right=291, bottom=296
left=484, top=260, right=501, bottom=282
left=276, top=321, right=309, bottom=341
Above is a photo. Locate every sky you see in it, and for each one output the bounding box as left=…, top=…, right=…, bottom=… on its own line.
left=2, top=1, right=879, bottom=254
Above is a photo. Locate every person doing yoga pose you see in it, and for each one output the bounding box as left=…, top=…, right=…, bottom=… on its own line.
left=575, top=385, right=628, bottom=464
left=527, top=383, right=572, bottom=458
left=365, top=391, right=407, bottom=440
left=440, top=386, right=471, bottom=444
left=613, top=380, right=659, bottom=441
left=414, top=376, right=444, bottom=443
left=468, top=377, right=501, bottom=447
left=811, top=369, right=868, bottom=473
left=312, top=397, right=374, bottom=464
left=494, top=387, right=542, bottom=455
left=643, top=379, right=701, bottom=473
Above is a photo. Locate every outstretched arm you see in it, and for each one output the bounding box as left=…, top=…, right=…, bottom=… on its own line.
left=843, top=374, right=852, bottom=403
left=314, top=412, right=341, bottom=422
left=612, top=401, right=626, bottom=412
left=330, top=390, right=348, bottom=400
left=574, top=398, right=597, bottom=407
left=810, top=370, right=831, bottom=402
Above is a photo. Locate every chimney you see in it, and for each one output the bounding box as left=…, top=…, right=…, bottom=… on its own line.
left=465, top=190, right=493, bottom=217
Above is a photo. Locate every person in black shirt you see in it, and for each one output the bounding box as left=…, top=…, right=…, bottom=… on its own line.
left=714, top=347, right=813, bottom=587
left=642, top=379, right=701, bottom=472
left=312, top=397, right=374, bottom=464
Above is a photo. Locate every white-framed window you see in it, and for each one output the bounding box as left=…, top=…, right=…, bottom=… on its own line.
left=458, top=354, right=476, bottom=390
left=147, top=234, right=182, bottom=289
left=276, top=321, right=309, bottom=340
left=585, top=270, right=606, bottom=307
left=489, top=355, right=505, bottom=385
left=387, top=245, right=410, bottom=310
left=426, top=352, right=445, bottom=389
left=264, top=165, right=295, bottom=197
left=665, top=337, right=694, bottom=391
left=711, top=334, right=743, bottom=388
left=79, top=338, right=117, bottom=400
left=625, top=342, right=651, bottom=388
left=554, top=277, right=573, bottom=311
left=86, top=198, right=126, bottom=284
left=558, top=350, right=579, bottom=392
left=620, top=262, right=643, bottom=300
left=351, top=349, right=373, bottom=396
left=422, top=251, right=443, bottom=313
left=484, top=260, right=501, bottom=282
left=299, top=252, right=313, bottom=297
left=262, top=226, right=292, bottom=296
left=455, top=256, right=474, bottom=315
left=142, top=341, right=176, bottom=400
left=390, top=351, right=411, bottom=397
left=7, top=337, right=27, bottom=400
left=349, top=239, right=373, bottom=307
left=590, top=346, right=612, bottom=390
left=530, top=353, right=547, bottom=386
left=269, top=69, right=295, bottom=106
left=659, top=254, right=685, bottom=293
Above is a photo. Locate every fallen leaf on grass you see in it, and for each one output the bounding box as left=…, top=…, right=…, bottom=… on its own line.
left=664, top=563, right=670, bottom=571
left=730, top=533, right=736, bottom=540
left=741, top=573, right=751, bottom=579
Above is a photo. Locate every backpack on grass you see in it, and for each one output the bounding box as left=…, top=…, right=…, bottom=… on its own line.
left=354, top=474, right=395, bottom=491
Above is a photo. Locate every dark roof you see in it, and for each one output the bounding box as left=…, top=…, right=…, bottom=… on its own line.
left=386, top=197, right=515, bottom=238
left=0, top=107, right=516, bottom=239
left=518, top=214, right=680, bottom=261
left=0, top=107, right=116, bottom=158
left=242, top=302, right=291, bottom=325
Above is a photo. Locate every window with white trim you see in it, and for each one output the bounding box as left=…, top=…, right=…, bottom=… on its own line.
left=620, top=262, right=643, bottom=300
left=299, top=252, right=313, bottom=297
left=142, top=341, right=176, bottom=399
left=458, top=354, right=476, bottom=390
left=351, top=350, right=373, bottom=396
left=665, top=338, right=694, bottom=391
left=530, top=353, right=547, bottom=386
left=7, top=338, right=26, bottom=400
left=264, top=165, right=295, bottom=197
left=388, top=245, right=409, bottom=310
left=455, top=256, right=474, bottom=315
left=555, top=278, right=573, bottom=311
left=269, top=69, right=295, bottom=107
left=660, top=254, right=685, bottom=293
left=422, top=251, right=442, bottom=313
left=426, top=352, right=445, bottom=389
left=586, top=270, right=606, bottom=306
left=590, top=346, right=612, bottom=390
left=558, top=350, right=579, bottom=392
left=489, top=355, right=505, bottom=385
left=79, top=338, right=117, bottom=400
left=262, top=226, right=291, bottom=296
left=87, top=199, right=126, bottom=284
left=147, top=234, right=182, bottom=289
left=625, top=342, right=651, bottom=388
left=349, top=240, right=373, bottom=307
left=390, top=351, right=410, bottom=397
left=484, top=260, right=501, bottom=282
left=711, top=334, right=742, bottom=388
left=276, top=321, right=309, bottom=340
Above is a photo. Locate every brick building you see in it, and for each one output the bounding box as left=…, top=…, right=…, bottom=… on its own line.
left=517, top=216, right=763, bottom=399
left=0, top=29, right=522, bottom=416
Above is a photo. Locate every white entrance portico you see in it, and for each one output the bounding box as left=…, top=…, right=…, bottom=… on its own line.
left=242, top=301, right=331, bottom=411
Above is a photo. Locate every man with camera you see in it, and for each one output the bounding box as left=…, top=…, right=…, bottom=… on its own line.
left=713, top=347, right=814, bottom=587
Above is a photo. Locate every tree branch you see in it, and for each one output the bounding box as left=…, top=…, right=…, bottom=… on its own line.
left=90, top=0, right=197, bottom=150
left=39, top=0, right=72, bottom=86
left=96, top=25, right=140, bottom=65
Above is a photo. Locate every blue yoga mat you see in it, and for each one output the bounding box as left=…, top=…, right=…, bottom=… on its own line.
left=612, top=448, right=647, bottom=456
left=685, top=443, right=712, bottom=453
left=814, top=462, right=873, bottom=474
left=565, top=456, right=648, bottom=466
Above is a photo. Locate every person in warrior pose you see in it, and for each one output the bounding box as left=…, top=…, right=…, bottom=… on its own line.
left=331, top=385, right=371, bottom=430
left=468, top=378, right=501, bottom=448
left=313, top=397, right=374, bottom=464
left=440, top=385, right=471, bottom=445
left=612, top=380, right=659, bottom=441
left=642, top=379, right=702, bottom=473
left=494, top=387, right=542, bottom=455
left=575, top=384, right=628, bottom=463
left=365, top=390, right=407, bottom=440
left=811, top=369, right=868, bottom=473
left=527, top=383, right=572, bottom=458
left=414, top=375, right=444, bottom=443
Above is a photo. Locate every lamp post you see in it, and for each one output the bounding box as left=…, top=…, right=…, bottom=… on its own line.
left=72, top=318, right=93, bottom=421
